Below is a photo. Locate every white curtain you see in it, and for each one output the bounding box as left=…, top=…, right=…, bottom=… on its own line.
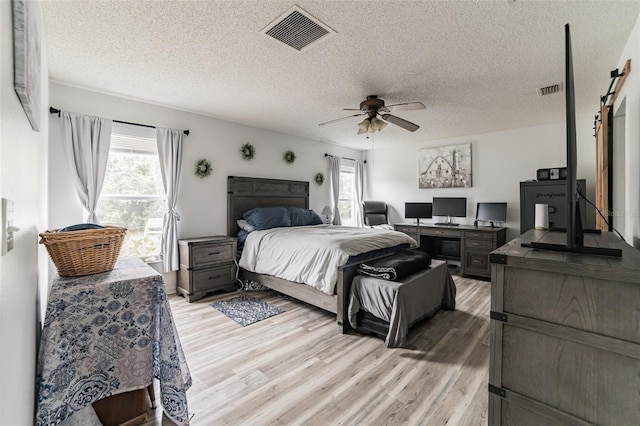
left=354, top=160, right=364, bottom=227
left=328, top=155, right=342, bottom=225
left=156, top=127, right=183, bottom=272
left=60, top=112, right=113, bottom=223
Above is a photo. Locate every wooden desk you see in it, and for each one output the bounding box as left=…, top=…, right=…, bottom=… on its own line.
left=488, top=230, right=640, bottom=425
left=394, top=223, right=506, bottom=278
left=36, top=257, right=192, bottom=426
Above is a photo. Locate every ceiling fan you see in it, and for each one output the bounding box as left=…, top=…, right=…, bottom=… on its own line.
left=319, top=95, right=425, bottom=134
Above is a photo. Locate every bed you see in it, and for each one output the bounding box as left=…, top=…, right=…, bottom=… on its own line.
left=227, top=176, right=416, bottom=332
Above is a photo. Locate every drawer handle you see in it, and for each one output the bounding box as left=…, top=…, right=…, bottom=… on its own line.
left=208, top=251, right=220, bottom=255
left=472, top=259, right=483, bottom=264
left=209, top=275, right=222, bottom=280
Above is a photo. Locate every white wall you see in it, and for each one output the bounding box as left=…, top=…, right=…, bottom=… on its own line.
left=614, top=12, right=640, bottom=247
left=0, top=1, right=49, bottom=424
left=48, top=84, right=363, bottom=275
left=366, top=118, right=597, bottom=242
left=612, top=103, right=626, bottom=238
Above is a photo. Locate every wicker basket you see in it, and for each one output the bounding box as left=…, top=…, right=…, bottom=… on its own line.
left=39, top=226, right=127, bottom=277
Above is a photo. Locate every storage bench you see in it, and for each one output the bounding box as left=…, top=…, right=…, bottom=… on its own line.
left=348, top=259, right=456, bottom=348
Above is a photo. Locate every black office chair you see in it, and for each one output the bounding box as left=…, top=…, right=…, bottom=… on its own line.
left=362, top=201, right=389, bottom=226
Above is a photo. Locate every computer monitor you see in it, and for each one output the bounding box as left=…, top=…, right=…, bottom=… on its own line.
left=476, top=202, right=507, bottom=227
left=432, top=197, right=467, bottom=226
left=404, top=202, right=432, bottom=225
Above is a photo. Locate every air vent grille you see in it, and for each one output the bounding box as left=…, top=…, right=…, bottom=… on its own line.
left=538, top=83, right=562, bottom=96
left=263, top=7, right=335, bottom=52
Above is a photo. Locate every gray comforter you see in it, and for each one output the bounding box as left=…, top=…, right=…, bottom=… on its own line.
left=348, top=260, right=456, bottom=348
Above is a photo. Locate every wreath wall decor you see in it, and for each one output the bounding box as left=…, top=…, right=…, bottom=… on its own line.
left=195, top=158, right=212, bottom=178
left=240, top=143, right=255, bottom=160
left=284, top=150, right=296, bottom=164
left=315, top=173, right=325, bottom=185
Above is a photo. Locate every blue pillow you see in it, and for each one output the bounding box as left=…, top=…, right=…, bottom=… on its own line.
left=237, top=230, right=250, bottom=251
left=243, top=207, right=291, bottom=230
left=288, top=207, right=323, bottom=226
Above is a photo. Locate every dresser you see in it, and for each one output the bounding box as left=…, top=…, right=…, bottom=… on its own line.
left=488, top=229, right=640, bottom=425
left=178, top=236, right=237, bottom=302
left=394, top=223, right=506, bottom=278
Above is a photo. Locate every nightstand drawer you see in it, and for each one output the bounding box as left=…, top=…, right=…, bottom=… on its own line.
left=193, top=264, right=236, bottom=292
left=193, top=243, right=234, bottom=266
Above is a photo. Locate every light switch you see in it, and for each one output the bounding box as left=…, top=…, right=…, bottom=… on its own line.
left=2, top=198, right=17, bottom=255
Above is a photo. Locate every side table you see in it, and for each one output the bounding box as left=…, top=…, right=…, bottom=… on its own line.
left=177, top=236, right=237, bottom=302
left=35, top=256, right=191, bottom=426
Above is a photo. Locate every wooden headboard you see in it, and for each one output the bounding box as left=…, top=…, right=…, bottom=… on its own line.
left=227, top=176, right=309, bottom=236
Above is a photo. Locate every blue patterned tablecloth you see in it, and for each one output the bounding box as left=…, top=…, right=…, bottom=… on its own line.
left=36, top=256, right=191, bottom=425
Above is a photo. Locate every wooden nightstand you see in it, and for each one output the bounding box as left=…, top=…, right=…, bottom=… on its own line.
left=177, top=236, right=237, bottom=302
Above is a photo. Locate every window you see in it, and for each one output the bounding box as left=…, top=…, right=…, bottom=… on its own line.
left=338, top=163, right=356, bottom=226
left=97, top=129, right=164, bottom=257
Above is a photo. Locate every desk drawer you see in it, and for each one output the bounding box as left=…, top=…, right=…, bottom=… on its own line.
left=465, top=230, right=492, bottom=239
left=421, top=228, right=459, bottom=238
left=394, top=225, right=418, bottom=240
left=193, top=243, right=234, bottom=267
left=465, top=238, right=493, bottom=250
left=465, top=251, right=489, bottom=271
left=193, top=264, right=235, bottom=292
left=395, top=225, right=416, bottom=233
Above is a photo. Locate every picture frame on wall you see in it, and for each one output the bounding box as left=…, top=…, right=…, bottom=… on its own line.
left=418, top=143, right=472, bottom=188
left=13, top=0, right=42, bottom=132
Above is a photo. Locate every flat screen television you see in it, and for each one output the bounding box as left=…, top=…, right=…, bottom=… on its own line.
left=476, top=202, right=507, bottom=227
left=528, top=24, right=621, bottom=257
left=404, top=202, right=432, bottom=225
left=432, top=197, right=466, bottom=226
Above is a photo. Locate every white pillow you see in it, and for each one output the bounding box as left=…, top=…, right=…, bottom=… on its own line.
left=237, top=219, right=256, bottom=232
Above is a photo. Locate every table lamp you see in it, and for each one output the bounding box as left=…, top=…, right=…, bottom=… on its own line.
left=321, top=206, right=332, bottom=224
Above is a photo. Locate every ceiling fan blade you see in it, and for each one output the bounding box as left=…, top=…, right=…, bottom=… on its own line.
left=343, top=108, right=362, bottom=111
left=319, top=113, right=365, bottom=126
left=381, top=114, right=420, bottom=132
left=385, top=102, right=426, bottom=112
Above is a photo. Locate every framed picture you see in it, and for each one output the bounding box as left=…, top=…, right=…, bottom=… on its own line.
left=13, top=0, right=42, bottom=132
left=418, top=143, right=472, bottom=188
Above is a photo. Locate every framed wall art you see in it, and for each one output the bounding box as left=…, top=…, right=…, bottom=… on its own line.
left=13, top=0, right=43, bottom=132
left=418, top=143, right=472, bottom=188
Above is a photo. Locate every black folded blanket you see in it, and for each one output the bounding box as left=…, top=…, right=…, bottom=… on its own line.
left=357, top=249, right=431, bottom=281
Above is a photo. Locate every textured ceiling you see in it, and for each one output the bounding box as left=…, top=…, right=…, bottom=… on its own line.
left=41, top=1, right=640, bottom=149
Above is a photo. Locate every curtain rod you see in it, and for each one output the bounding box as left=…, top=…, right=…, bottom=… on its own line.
left=324, top=153, right=366, bottom=164
left=49, top=107, right=190, bottom=135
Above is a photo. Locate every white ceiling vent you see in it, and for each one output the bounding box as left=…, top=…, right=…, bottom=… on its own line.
left=262, top=6, right=335, bottom=52
left=538, top=83, right=563, bottom=96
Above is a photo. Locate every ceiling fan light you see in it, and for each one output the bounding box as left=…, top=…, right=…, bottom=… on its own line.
left=370, top=117, right=387, bottom=132
left=358, top=118, right=370, bottom=133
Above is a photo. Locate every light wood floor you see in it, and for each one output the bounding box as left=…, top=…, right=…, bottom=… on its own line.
left=144, top=272, right=490, bottom=425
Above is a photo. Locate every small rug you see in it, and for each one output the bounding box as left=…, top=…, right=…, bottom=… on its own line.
left=210, top=295, right=284, bottom=327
